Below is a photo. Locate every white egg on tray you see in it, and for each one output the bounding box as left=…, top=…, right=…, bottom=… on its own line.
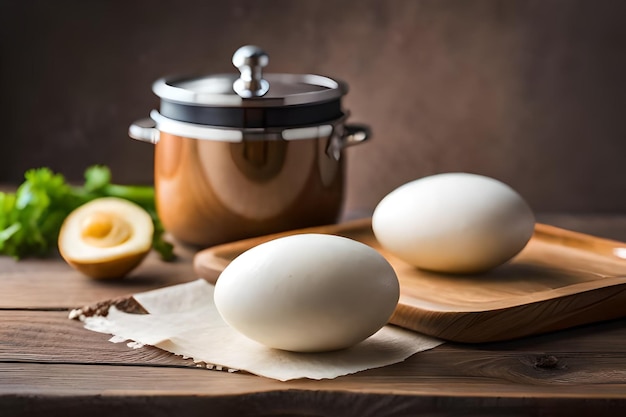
left=214, top=234, right=400, bottom=353
left=372, top=172, right=535, bottom=274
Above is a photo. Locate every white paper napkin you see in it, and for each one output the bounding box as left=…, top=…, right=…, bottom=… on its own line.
left=74, top=279, right=443, bottom=381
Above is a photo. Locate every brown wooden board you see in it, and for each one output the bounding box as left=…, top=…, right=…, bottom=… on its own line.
left=194, top=219, right=626, bottom=343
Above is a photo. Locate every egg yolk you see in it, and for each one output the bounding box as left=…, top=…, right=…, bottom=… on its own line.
left=80, top=211, right=131, bottom=248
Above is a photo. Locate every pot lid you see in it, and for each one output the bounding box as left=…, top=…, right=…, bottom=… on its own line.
left=152, top=45, right=348, bottom=108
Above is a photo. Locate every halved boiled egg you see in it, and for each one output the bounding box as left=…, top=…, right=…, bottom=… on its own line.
left=58, top=197, right=153, bottom=279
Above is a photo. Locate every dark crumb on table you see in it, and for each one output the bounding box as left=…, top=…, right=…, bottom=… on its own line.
left=69, top=296, right=148, bottom=319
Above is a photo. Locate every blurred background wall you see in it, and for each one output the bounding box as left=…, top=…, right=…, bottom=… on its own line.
left=1, top=0, right=624, bottom=215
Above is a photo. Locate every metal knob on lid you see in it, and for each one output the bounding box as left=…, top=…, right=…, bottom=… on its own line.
left=232, top=45, right=270, bottom=98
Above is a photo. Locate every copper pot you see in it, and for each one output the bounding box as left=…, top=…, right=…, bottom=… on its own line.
left=129, top=45, right=370, bottom=247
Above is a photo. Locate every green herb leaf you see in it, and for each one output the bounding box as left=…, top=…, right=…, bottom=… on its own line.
left=0, top=166, right=175, bottom=261
left=83, top=165, right=112, bottom=193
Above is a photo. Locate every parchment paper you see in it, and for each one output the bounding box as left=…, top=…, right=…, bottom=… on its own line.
left=73, top=279, right=443, bottom=381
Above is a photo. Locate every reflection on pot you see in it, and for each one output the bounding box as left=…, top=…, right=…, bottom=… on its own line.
left=155, top=132, right=344, bottom=247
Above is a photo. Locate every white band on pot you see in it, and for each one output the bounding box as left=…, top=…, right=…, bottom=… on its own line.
left=150, top=110, right=341, bottom=143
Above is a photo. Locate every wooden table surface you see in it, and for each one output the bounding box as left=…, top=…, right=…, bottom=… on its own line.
left=2, top=214, right=626, bottom=417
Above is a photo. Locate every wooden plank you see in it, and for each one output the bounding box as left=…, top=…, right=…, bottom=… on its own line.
left=2, top=362, right=626, bottom=417
left=0, top=311, right=195, bottom=368
left=4, top=310, right=626, bottom=357
left=0, top=251, right=198, bottom=310
left=3, top=311, right=626, bottom=388
left=2, top=361, right=626, bottom=398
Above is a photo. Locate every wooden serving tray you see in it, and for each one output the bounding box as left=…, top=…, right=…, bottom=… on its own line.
left=193, top=219, right=626, bottom=343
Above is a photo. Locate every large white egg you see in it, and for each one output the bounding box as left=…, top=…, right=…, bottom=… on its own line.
left=214, top=234, right=400, bottom=352
left=372, top=173, right=535, bottom=274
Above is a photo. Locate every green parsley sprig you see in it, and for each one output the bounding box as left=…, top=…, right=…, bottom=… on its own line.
left=0, top=165, right=175, bottom=261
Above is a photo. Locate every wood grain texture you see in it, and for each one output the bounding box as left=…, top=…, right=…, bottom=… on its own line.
left=5, top=311, right=626, bottom=367
left=0, top=311, right=194, bottom=368
left=2, top=354, right=626, bottom=417
left=0, top=251, right=198, bottom=310
left=2, top=359, right=626, bottom=397
left=194, top=219, right=626, bottom=343
left=3, top=312, right=626, bottom=395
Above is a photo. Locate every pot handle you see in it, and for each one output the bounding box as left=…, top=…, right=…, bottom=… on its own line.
left=342, top=124, right=371, bottom=147
left=129, top=118, right=160, bottom=144
left=327, top=123, right=371, bottom=161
